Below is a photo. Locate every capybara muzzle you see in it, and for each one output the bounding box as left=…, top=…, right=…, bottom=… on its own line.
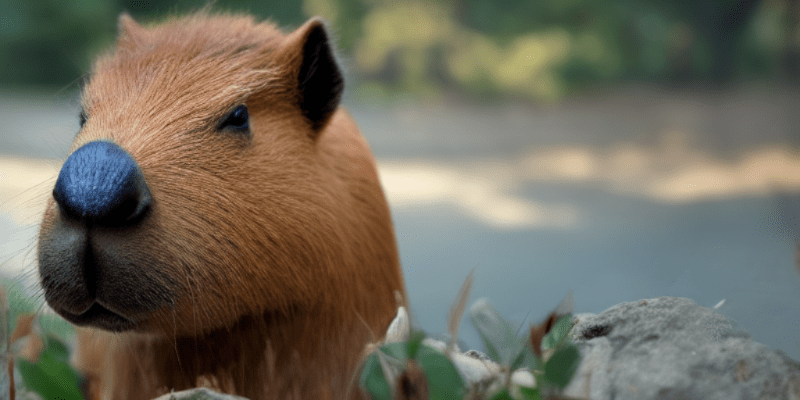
left=39, top=140, right=172, bottom=332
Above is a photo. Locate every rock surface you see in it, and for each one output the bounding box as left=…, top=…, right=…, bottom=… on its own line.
left=564, top=297, right=800, bottom=400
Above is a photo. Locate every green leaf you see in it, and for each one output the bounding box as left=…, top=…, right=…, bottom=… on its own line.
left=527, top=353, right=544, bottom=375
left=46, top=335, right=71, bottom=361
left=543, top=343, right=580, bottom=389
left=519, top=386, right=541, bottom=400
left=380, top=341, right=411, bottom=360
left=416, top=344, right=465, bottom=400
left=508, top=343, right=530, bottom=372
left=542, top=314, right=573, bottom=351
left=359, top=352, right=393, bottom=400
left=360, top=340, right=415, bottom=399
left=469, top=298, right=529, bottom=369
left=406, top=330, right=426, bottom=359
left=490, top=388, right=515, bottom=400
left=17, top=336, right=83, bottom=400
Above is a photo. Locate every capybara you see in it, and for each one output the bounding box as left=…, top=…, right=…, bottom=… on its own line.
left=36, top=11, right=405, bottom=400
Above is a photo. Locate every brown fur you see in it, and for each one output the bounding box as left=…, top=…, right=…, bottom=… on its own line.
left=38, top=12, right=404, bottom=400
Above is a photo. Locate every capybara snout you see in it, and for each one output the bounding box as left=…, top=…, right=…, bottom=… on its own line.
left=39, top=140, right=163, bottom=331
left=37, top=11, right=404, bottom=400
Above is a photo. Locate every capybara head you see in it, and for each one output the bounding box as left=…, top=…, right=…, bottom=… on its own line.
left=37, top=11, right=404, bottom=345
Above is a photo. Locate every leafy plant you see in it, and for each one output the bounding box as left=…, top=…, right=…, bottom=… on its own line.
left=360, top=275, right=583, bottom=400
left=16, top=334, right=84, bottom=400
left=360, top=330, right=468, bottom=400
left=0, top=280, right=84, bottom=400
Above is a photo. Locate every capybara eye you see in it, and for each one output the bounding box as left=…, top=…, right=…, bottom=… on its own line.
left=79, top=109, right=87, bottom=128
left=218, top=104, right=249, bottom=132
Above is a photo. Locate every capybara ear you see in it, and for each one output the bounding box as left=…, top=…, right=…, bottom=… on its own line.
left=116, top=13, right=144, bottom=48
left=279, top=18, right=344, bottom=134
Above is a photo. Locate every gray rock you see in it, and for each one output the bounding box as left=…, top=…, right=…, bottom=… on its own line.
left=564, top=297, right=800, bottom=400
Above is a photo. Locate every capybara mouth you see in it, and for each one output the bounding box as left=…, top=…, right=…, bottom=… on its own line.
left=58, top=302, right=137, bottom=332
left=39, top=201, right=176, bottom=333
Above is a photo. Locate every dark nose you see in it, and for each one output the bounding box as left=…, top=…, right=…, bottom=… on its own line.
left=53, top=140, right=151, bottom=226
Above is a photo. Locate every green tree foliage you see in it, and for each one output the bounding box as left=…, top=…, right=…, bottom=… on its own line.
left=0, top=0, right=304, bottom=89
left=2, top=0, right=797, bottom=100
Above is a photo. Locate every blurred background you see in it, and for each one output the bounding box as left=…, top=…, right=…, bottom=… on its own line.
left=1, top=0, right=799, bottom=360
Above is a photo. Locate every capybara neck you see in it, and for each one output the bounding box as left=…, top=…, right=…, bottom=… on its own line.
left=38, top=11, right=404, bottom=400
left=83, top=306, right=372, bottom=399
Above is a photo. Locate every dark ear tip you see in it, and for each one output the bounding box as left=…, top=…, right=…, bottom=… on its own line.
left=296, top=17, right=344, bottom=131
left=297, top=18, right=334, bottom=52
left=302, top=18, right=337, bottom=60
left=305, top=16, right=327, bottom=28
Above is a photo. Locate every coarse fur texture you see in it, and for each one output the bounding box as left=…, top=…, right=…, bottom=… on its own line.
left=37, top=11, right=404, bottom=400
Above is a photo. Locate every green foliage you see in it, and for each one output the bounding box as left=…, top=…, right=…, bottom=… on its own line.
left=2, top=0, right=793, bottom=100
left=2, top=278, right=37, bottom=325
left=2, top=278, right=74, bottom=340
left=415, top=344, right=467, bottom=400
left=0, top=0, right=303, bottom=89
left=17, top=335, right=84, bottom=400
left=360, top=331, right=467, bottom=400
left=360, top=346, right=395, bottom=400
left=1, top=279, right=81, bottom=399
left=543, top=344, right=580, bottom=389
left=542, top=315, right=572, bottom=352
left=518, top=386, right=542, bottom=400
left=491, top=388, right=517, bottom=400
left=470, top=298, right=530, bottom=371
left=361, top=298, right=582, bottom=400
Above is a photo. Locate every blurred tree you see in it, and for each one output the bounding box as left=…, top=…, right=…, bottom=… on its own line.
left=782, top=0, right=800, bottom=80
left=1, top=0, right=797, bottom=100
left=676, top=0, right=762, bottom=82
left=455, top=0, right=767, bottom=83
left=0, top=0, right=305, bottom=89
left=0, top=1, right=117, bottom=87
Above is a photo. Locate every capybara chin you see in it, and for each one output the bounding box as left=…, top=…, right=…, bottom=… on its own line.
left=36, top=11, right=404, bottom=400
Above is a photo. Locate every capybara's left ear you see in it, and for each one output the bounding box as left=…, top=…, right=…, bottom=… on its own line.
left=278, top=18, right=344, bottom=134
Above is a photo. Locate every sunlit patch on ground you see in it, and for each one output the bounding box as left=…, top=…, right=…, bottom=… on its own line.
left=518, top=138, right=800, bottom=202
left=378, top=138, right=800, bottom=229
left=379, top=161, right=579, bottom=229
left=645, top=147, right=800, bottom=202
